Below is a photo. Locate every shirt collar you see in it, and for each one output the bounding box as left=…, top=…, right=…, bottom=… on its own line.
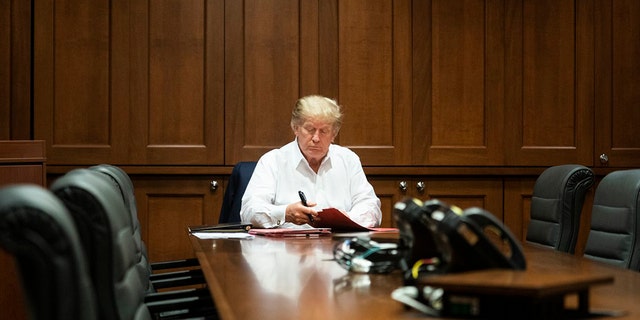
left=293, top=137, right=333, bottom=171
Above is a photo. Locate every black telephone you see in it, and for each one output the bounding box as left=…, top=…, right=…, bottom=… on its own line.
left=393, top=197, right=526, bottom=282
left=391, top=198, right=527, bottom=317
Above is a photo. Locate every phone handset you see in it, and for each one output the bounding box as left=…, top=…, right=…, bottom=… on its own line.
left=461, top=208, right=526, bottom=270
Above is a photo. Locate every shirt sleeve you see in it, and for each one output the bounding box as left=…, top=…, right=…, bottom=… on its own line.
left=344, top=155, right=382, bottom=228
left=240, top=153, right=287, bottom=228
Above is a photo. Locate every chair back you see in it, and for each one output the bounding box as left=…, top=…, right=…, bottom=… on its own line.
left=90, top=164, right=153, bottom=292
left=584, top=169, right=640, bottom=270
left=219, top=161, right=257, bottom=223
left=526, top=164, right=594, bottom=253
left=0, top=185, right=98, bottom=320
left=51, top=169, right=152, bottom=320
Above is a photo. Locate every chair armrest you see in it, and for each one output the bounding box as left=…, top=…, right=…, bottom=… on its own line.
left=150, top=269, right=206, bottom=289
left=151, top=258, right=200, bottom=271
left=145, top=292, right=217, bottom=319
left=145, top=287, right=210, bottom=303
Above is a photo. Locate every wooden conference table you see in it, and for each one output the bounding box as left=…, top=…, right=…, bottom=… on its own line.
left=189, top=232, right=640, bottom=320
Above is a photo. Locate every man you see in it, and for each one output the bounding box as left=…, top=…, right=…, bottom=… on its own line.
left=240, top=95, right=382, bottom=228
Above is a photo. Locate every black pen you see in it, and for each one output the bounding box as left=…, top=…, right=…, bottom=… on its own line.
left=298, top=190, right=314, bottom=223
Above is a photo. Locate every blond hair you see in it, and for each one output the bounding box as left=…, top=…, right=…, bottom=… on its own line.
left=290, top=95, right=343, bottom=134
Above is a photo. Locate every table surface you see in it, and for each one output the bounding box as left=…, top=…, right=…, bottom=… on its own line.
left=189, top=232, right=640, bottom=320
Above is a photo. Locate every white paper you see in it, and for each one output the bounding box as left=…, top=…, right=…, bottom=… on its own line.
left=192, top=232, right=255, bottom=240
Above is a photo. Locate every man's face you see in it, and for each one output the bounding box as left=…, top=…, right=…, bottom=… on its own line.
left=294, top=119, right=336, bottom=163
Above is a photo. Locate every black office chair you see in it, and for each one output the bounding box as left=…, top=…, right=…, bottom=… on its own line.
left=0, top=185, right=99, bottom=320
left=583, top=169, right=640, bottom=270
left=219, top=161, right=257, bottom=223
left=526, top=164, right=594, bottom=253
left=51, top=169, right=216, bottom=320
left=89, top=164, right=204, bottom=292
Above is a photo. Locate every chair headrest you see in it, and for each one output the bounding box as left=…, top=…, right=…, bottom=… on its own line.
left=0, top=184, right=98, bottom=320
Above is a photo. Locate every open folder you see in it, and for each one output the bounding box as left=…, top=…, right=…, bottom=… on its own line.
left=248, top=228, right=331, bottom=237
left=312, top=208, right=398, bottom=232
left=188, top=222, right=252, bottom=233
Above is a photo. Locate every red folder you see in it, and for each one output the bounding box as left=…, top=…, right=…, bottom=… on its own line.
left=313, top=208, right=398, bottom=232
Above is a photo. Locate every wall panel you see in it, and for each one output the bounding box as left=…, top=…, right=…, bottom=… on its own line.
left=35, top=0, right=225, bottom=165
left=0, top=1, right=8, bottom=139
left=594, top=0, right=640, bottom=167
left=129, top=0, right=224, bottom=164
left=505, top=0, right=594, bottom=165
left=148, top=0, right=205, bottom=146
left=337, top=0, right=413, bottom=165
left=413, top=0, right=505, bottom=165
left=53, top=0, right=110, bottom=145
left=225, top=0, right=302, bottom=163
left=1, top=0, right=32, bottom=140
left=134, top=176, right=221, bottom=262
left=424, top=178, right=503, bottom=221
left=35, top=0, right=122, bottom=163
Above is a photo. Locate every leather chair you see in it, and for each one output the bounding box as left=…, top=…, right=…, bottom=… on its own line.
left=219, top=161, right=257, bottom=223
left=51, top=169, right=216, bottom=320
left=0, top=185, right=98, bottom=320
left=89, top=164, right=205, bottom=292
left=526, top=164, right=594, bottom=253
left=584, top=169, right=640, bottom=270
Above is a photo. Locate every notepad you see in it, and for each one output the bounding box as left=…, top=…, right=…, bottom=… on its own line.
left=313, top=208, right=398, bottom=232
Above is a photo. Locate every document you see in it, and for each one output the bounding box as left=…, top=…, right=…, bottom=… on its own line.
left=192, top=232, right=255, bottom=240
left=313, top=208, right=398, bottom=232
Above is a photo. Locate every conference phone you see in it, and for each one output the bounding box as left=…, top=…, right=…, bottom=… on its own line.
left=333, top=197, right=526, bottom=317
left=391, top=197, right=526, bottom=316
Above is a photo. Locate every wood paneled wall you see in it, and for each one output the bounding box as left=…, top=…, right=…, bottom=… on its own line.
left=0, top=0, right=31, bottom=140
left=7, top=0, right=632, bottom=169
left=32, top=0, right=224, bottom=165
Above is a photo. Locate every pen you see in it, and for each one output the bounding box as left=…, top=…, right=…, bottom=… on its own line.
left=298, top=190, right=314, bottom=223
left=298, top=190, right=308, bottom=206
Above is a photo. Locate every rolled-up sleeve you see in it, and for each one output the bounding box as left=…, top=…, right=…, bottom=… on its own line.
left=240, top=154, right=287, bottom=228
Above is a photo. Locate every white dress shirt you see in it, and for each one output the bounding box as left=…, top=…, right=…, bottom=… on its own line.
left=240, top=139, right=382, bottom=228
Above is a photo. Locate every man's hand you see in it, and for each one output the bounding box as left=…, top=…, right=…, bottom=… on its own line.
left=285, top=201, right=318, bottom=225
